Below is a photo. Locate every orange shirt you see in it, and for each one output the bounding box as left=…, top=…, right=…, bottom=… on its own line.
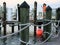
left=43, top=6, right=46, bottom=12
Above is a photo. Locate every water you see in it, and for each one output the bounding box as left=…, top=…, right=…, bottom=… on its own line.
left=0, top=35, right=20, bottom=45
left=0, top=25, right=21, bottom=45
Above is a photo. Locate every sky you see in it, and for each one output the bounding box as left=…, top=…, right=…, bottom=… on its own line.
left=0, top=0, right=60, bottom=7
left=0, top=0, right=60, bottom=10
left=0, top=0, right=60, bottom=20
left=0, top=0, right=60, bottom=12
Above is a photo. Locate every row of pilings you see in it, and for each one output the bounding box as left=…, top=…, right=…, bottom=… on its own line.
left=0, top=1, right=60, bottom=45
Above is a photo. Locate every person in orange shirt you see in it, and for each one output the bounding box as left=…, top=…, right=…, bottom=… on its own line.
left=43, top=3, right=46, bottom=19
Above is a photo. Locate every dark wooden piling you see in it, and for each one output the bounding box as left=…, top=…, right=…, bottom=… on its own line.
left=2, top=2, right=7, bottom=45
left=20, top=1, right=30, bottom=45
left=56, top=8, right=60, bottom=26
left=34, top=1, right=37, bottom=43
left=3, top=2, right=7, bottom=35
left=12, top=23, right=14, bottom=33
left=56, top=8, right=60, bottom=34
left=43, top=6, right=52, bottom=41
left=34, top=1, right=37, bottom=38
left=17, top=4, right=20, bottom=30
left=0, top=23, right=1, bottom=36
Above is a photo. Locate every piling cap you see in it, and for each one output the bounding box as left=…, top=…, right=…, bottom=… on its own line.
left=56, top=7, right=60, bottom=12
left=46, top=6, right=52, bottom=11
left=17, top=4, right=20, bottom=7
left=3, top=2, right=6, bottom=4
left=20, top=1, right=30, bottom=8
left=34, top=1, right=37, bottom=4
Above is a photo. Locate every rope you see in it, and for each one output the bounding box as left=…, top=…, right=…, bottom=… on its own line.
left=26, top=32, right=52, bottom=45
left=0, top=19, right=60, bottom=24
left=9, top=23, right=30, bottom=26
left=0, top=24, right=31, bottom=39
left=31, top=21, right=52, bottom=27
left=0, top=19, right=59, bottom=45
left=42, top=19, right=60, bottom=22
left=0, top=22, right=52, bottom=45
left=26, top=22, right=52, bottom=45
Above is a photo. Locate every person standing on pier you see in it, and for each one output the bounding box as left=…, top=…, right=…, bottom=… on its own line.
left=43, top=3, right=46, bottom=19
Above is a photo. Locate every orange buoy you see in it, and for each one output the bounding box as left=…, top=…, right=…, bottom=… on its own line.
left=36, top=28, right=43, bottom=38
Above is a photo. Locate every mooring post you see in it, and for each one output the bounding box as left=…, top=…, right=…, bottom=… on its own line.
left=56, top=8, right=60, bottom=34
left=0, top=23, right=1, bottom=36
left=43, top=6, right=52, bottom=41
left=17, top=4, right=20, bottom=30
left=34, top=1, right=37, bottom=37
left=20, top=1, right=30, bottom=45
left=2, top=2, right=7, bottom=45
left=3, top=2, right=6, bottom=35
left=56, top=8, right=60, bottom=20
left=34, top=1, right=37, bottom=43
left=12, top=23, right=14, bottom=33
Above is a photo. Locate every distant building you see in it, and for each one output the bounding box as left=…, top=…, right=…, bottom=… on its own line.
left=29, top=9, right=34, bottom=21
left=37, top=12, right=43, bottom=20
left=12, top=9, right=17, bottom=21
left=12, top=15, right=17, bottom=20
left=52, top=9, right=56, bottom=19
left=29, top=15, right=34, bottom=22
